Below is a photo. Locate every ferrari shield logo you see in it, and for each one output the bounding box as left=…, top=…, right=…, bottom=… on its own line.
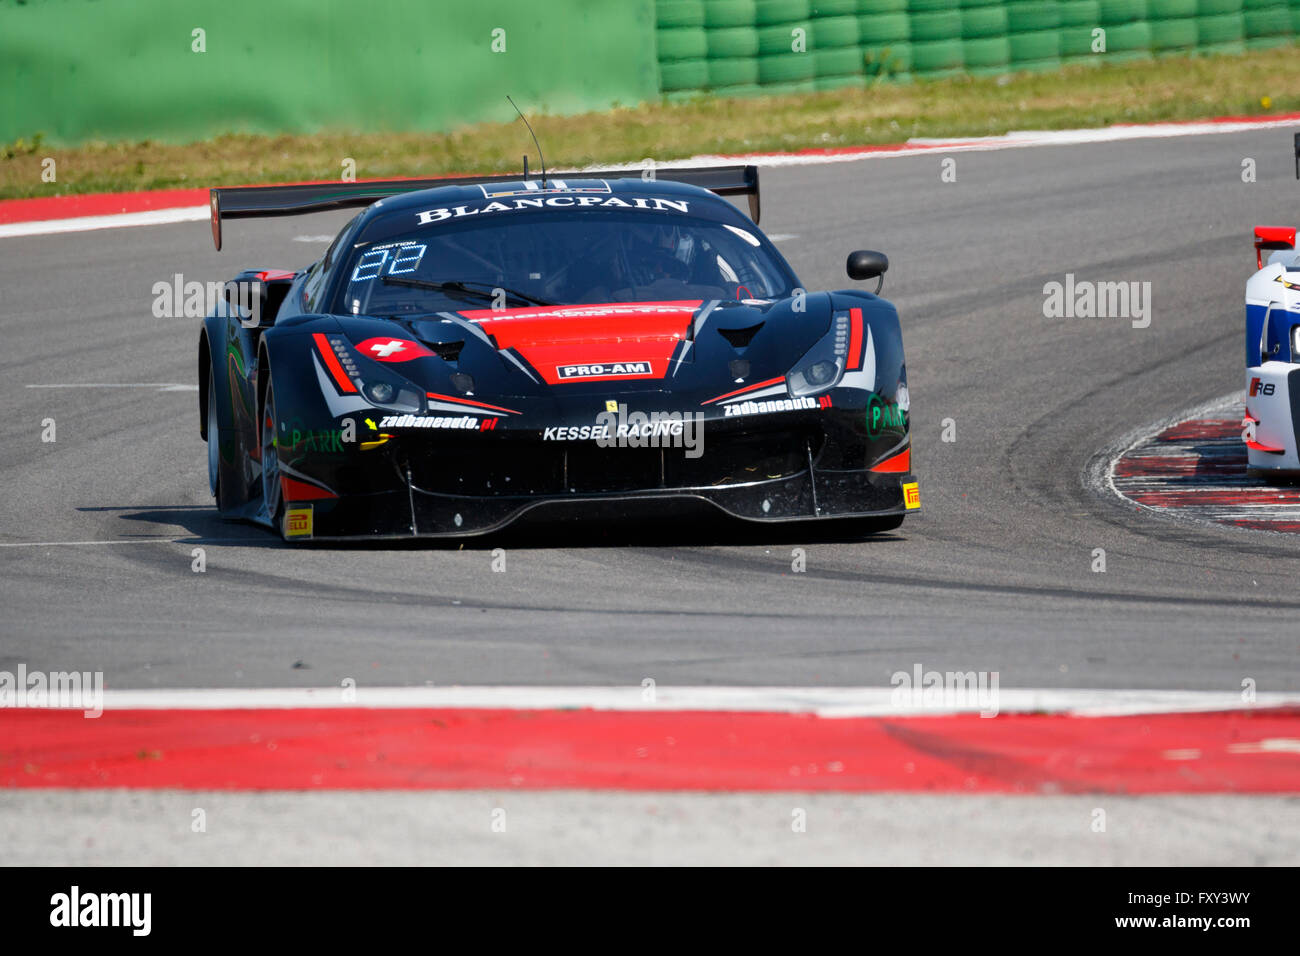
left=285, top=506, right=314, bottom=538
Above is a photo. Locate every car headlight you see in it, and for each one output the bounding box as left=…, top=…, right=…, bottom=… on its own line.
left=1291, top=325, right=1300, bottom=361
left=358, top=376, right=422, bottom=412
left=319, top=333, right=424, bottom=412
left=786, top=311, right=851, bottom=397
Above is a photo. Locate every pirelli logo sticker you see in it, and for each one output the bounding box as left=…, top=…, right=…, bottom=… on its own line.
left=902, top=482, right=921, bottom=510
left=285, top=506, right=314, bottom=538
left=556, top=361, right=654, bottom=381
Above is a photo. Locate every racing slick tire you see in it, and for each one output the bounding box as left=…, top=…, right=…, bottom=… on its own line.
left=261, top=381, right=286, bottom=538
left=206, top=366, right=221, bottom=498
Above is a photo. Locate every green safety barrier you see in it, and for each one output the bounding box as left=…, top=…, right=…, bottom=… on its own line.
left=911, top=10, right=964, bottom=39
left=2, top=0, right=660, bottom=146
left=1150, top=0, right=1198, bottom=16
left=1009, top=27, right=1062, bottom=59
left=860, top=12, right=914, bottom=39
left=1007, top=1, right=1062, bottom=30
left=656, top=0, right=1297, bottom=95
left=7, top=0, right=1296, bottom=146
left=1060, top=0, right=1104, bottom=24
left=962, top=6, right=1011, bottom=37
left=659, top=27, right=711, bottom=59
left=705, top=0, right=759, bottom=25
left=759, top=23, right=809, bottom=52
left=662, top=58, right=712, bottom=89
left=907, top=0, right=962, bottom=11
left=963, top=34, right=1013, bottom=62
left=1099, top=0, right=1150, bottom=24
left=912, top=36, right=966, bottom=68
left=1061, top=24, right=1103, bottom=53
left=757, top=0, right=812, bottom=22
left=1104, top=19, right=1156, bottom=48
left=659, top=0, right=709, bottom=26
left=1151, top=17, right=1200, bottom=48
left=814, top=46, right=869, bottom=71
left=813, top=0, right=860, bottom=12
left=708, top=26, right=763, bottom=55
left=707, top=55, right=762, bottom=84
left=862, top=0, right=910, bottom=12
left=811, top=14, right=864, bottom=43
left=759, top=50, right=818, bottom=78
left=1197, top=11, right=1247, bottom=40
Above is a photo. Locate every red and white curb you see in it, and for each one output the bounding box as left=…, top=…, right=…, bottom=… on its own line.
left=1096, top=392, right=1300, bottom=534
left=4, top=686, right=1297, bottom=793
left=3, top=111, right=1298, bottom=240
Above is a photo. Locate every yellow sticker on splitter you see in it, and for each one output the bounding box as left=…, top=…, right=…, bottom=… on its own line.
left=286, top=506, right=314, bottom=538
left=902, top=482, right=921, bottom=510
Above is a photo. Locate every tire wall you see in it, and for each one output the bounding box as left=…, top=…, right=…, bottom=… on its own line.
left=5, top=0, right=1294, bottom=145
left=655, top=0, right=1299, bottom=94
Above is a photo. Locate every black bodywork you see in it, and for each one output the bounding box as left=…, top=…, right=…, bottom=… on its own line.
left=199, top=168, right=918, bottom=541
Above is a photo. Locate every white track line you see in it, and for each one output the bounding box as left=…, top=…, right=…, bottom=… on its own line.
left=0, top=538, right=251, bottom=548
left=26, top=383, right=197, bottom=391
left=0, top=204, right=208, bottom=239
left=4, top=116, right=1297, bottom=240
left=20, top=686, right=1295, bottom=717
left=580, top=116, right=1300, bottom=173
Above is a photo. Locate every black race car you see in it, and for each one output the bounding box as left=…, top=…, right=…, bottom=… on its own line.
left=199, top=166, right=918, bottom=541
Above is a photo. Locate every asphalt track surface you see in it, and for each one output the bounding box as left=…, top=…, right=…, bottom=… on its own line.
left=4, top=129, right=1300, bottom=693
left=3, top=790, right=1295, bottom=865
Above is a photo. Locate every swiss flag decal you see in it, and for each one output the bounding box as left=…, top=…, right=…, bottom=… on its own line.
left=355, top=337, right=433, bottom=362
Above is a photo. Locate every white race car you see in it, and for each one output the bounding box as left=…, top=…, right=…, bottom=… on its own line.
left=1243, top=137, right=1300, bottom=476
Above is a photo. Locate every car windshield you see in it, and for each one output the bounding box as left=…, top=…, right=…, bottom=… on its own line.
left=333, top=208, right=799, bottom=316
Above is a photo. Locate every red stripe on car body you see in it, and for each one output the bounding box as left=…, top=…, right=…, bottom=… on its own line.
left=703, top=376, right=785, bottom=405
left=312, top=333, right=357, bottom=393
left=425, top=393, right=519, bottom=415
left=847, top=308, right=864, bottom=371
left=870, top=447, right=911, bottom=473
left=281, top=476, right=338, bottom=501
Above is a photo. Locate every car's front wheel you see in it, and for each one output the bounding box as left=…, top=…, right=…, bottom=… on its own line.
left=260, top=382, right=284, bottom=535
left=206, top=371, right=221, bottom=499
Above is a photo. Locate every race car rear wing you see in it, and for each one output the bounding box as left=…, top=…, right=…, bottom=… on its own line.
left=1254, top=226, right=1296, bottom=269
left=209, top=165, right=760, bottom=250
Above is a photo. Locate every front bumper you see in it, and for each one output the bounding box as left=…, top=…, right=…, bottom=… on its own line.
left=283, top=464, right=918, bottom=540
left=273, top=395, right=917, bottom=539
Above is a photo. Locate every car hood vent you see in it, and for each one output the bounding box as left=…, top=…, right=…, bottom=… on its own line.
left=406, top=320, right=466, bottom=361
left=426, top=340, right=464, bottom=361
left=717, top=322, right=764, bottom=350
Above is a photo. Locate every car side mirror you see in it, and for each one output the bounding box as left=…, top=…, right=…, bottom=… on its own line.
left=847, top=250, right=889, bottom=281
